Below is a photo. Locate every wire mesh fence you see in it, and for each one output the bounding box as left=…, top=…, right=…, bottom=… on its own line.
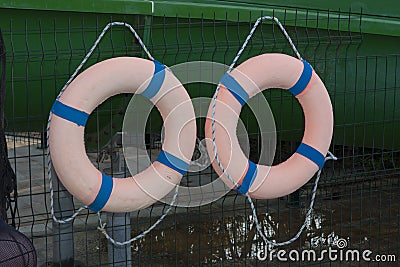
left=0, top=4, right=399, bottom=266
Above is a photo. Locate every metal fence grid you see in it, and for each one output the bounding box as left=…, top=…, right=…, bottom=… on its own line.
left=1, top=6, right=399, bottom=266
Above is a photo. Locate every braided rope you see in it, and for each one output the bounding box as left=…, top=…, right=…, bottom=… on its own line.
left=46, top=22, right=178, bottom=246
left=96, top=186, right=178, bottom=246
left=47, top=16, right=337, bottom=249
left=210, top=16, right=336, bottom=248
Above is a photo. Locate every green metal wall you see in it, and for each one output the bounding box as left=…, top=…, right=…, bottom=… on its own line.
left=1, top=0, right=399, bottom=149
left=0, top=8, right=143, bottom=146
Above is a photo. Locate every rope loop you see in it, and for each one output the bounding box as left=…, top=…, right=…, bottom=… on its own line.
left=48, top=16, right=335, bottom=248
left=46, top=22, right=179, bottom=246
left=211, top=16, right=336, bottom=248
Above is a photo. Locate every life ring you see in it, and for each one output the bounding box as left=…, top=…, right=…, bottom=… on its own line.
left=205, top=53, right=333, bottom=198
left=49, top=57, right=196, bottom=212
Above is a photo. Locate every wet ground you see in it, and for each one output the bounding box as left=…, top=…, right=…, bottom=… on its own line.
left=123, top=183, right=399, bottom=266
left=6, top=137, right=400, bottom=266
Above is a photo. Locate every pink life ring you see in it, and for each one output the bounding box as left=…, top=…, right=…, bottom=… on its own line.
left=49, top=57, right=196, bottom=212
left=205, top=53, right=333, bottom=198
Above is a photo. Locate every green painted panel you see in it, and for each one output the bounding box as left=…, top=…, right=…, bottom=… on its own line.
left=1, top=1, right=400, bottom=36
left=0, top=8, right=143, bottom=146
left=144, top=16, right=399, bottom=149
left=1, top=2, right=399, bottom=150
left=215, top=0, right=400, bottom=18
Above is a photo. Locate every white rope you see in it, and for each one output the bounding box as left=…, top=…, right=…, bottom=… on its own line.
left=46, top=22, right=179, bottom=246
left=210, top=16, right=337, bottom=248
left=47, top=17, right=337, bottom=249
left=248, top=154, right=336, bottom=247
left=96, top=186, right=178, bottom=246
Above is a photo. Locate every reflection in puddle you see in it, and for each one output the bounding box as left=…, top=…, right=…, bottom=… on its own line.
left=124, top=184, right=399, bottom=266
left=129, top=208, right=351, bottom=265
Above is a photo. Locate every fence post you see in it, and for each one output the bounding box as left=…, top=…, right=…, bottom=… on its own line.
left=106, top=211, right=131, bottom=267
left=104, top=131, right=151, bottom=266
left=104, top=138, right=132, bottom=267
left=52, top=167, right=75, bottom=266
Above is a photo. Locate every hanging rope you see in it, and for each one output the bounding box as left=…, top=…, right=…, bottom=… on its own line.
left=47, top=22, right=180, bottom=246
left=96, top=186, right=178, bottom=246
left=0, top=28, right=18, bottom=227
left=49, top=17, right=337, bottom=248
left=210, top=16, right=337, bottom=248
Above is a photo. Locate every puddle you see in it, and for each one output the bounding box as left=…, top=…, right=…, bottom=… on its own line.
left=6, top=136, right=399, bottom=266
left=118, top=183, right=399, bottom=266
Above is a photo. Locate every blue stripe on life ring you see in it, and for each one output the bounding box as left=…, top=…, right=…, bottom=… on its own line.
left=296, top=142, right=325, bottom=169
left=156, top=150, right=189, bottom=176
left=51, top=100, right=89, bottom=127
left=88, top=173, right=114, bottom=213
left=288, top=60, right=313, bottom=97
left=220, top=73, right=249, bottom=106
left=141, top=60, right=166, bottom=99
left=235, top=160, right=258, bottom=195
